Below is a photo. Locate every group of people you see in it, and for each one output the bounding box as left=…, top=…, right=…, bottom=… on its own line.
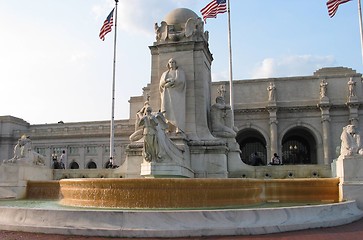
left=250, top=152, right=282, bottom=166
left=52, top=150, right=66, bottom=169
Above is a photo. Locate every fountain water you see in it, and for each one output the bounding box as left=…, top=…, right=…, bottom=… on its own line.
left=58, top=178, right=339, bottom=209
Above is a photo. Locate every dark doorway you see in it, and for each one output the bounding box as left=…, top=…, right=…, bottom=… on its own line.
left=282, top=127, right=317, bottom=164
left=236, top=129, right=267, bottom=165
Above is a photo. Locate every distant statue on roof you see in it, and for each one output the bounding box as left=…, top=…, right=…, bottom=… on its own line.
left=320, top=79, right=328, bottom=99
left=348, top=77, right=356, bottom=98
left=159, top=58, right=186, bottom=134
left=154, top=9, right=207, bottom=43
left=267, top=82, right=276, bottom=101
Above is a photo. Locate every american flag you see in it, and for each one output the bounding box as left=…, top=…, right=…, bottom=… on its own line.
left=326, top=0, right=351, bottom=18
left=99, top=8, right=114, bottom=41
left=200, top=0, right=227, bottom=23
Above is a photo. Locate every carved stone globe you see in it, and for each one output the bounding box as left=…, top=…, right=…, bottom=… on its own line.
left=164, top=8, right=198, bottom=32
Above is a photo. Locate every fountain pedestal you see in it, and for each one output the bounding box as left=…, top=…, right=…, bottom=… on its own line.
left=0, top=164, right=52, bottom=199
left=335, top=155, right=363, bottom=209
left=141, top=162, right=194, bottom=178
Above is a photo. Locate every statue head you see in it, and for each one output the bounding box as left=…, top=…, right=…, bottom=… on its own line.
left=216, top=96, right=225, bottom=104
left=345, top=124, right=357, bottom=135
left=167, top=58, right=177, bottom=70
left=146, top=106, right=152, bottom=114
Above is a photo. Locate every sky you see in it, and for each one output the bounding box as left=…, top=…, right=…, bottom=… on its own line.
left=1, top=0, right=362, bottom=125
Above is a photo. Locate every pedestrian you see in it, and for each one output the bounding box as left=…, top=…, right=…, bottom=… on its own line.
left=59, top=150, right=66, bottom=169
left=270, top=153, right=282, bottom=165
left=51, top=151, right=59, bottom=169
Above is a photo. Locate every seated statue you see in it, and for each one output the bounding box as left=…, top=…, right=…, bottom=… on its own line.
left=210, top=96, right=237, bottom=138
left=129, top=98, right=150, bottom=142
left=340, top=124, right=363, bottom=157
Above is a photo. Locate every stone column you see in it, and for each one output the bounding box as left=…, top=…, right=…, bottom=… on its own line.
left=347, top=101, right=360, bottom=127
left=318, top=102, right=331, bottom=165
left=267, top=105, right=278, bottom=160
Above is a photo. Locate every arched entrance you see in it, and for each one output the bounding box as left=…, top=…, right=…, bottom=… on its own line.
left=87, top=161, right=97, bottom=169
left=282, top=127, right=317, bottom=164
left=69, top=161, right=79, bottom=169
left=236, top=129, right=267, bottom=165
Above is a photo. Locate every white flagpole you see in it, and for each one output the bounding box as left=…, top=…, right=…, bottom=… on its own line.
left=227, top=0, right=234, bottom=124
left=358, top=0, right=363, bottom=64
left=109, top=0, right=118, bottom=166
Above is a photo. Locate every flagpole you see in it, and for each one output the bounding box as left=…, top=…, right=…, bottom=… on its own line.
left=227, top=0, right=234, bottom=124
left=109, top=0, right=118, bottom=166
left=358, top=0, right=363, bottom=64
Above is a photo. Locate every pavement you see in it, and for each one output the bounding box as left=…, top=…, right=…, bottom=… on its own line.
left=1, top=217, right=363, bottom=240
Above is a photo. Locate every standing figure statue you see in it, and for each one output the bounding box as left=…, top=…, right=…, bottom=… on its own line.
left=139, top=106, right=160, bottom=162
left=159, top=58, right=186, bottom=134
left=320, top=79, right=328, bottom=99
left=348, top=77, right=356, bottom=97
left=267, top=82, right=276, bottom=101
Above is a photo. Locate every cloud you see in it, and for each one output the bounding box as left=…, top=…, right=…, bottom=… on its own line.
left=250, top=55, right=336, bottom=79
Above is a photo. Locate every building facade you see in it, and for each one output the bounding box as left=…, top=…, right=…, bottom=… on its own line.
left=0, top=67, right=361, bottom=170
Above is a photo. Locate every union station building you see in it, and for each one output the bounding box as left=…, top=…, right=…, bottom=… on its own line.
left=0, top=66, right=361, bottom=170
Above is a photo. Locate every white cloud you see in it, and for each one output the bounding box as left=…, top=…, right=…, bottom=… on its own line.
left=251, top=55, right=336, bottom=79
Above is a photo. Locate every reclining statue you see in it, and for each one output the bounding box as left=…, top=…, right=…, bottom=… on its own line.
left=3, top=135, right=45, bottom=166
left=339, top=124, right=363, bottom=157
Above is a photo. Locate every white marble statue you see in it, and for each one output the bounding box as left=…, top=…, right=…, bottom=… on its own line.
left=210, top=95, right=237, bottom=138
left=139, top=107, right=160, bottom=162
left=3, top=135, right=45, bottom=166
left=139, top=107, right=184, bottom=163
left=159, top=58, right=186, bottom=134
left=339, top=124, right=363, bottom=157
left=320, top=79, right=328, bottom=99
left=129, top=97, right=150, bottom=142
left=267, top=82, right=276, bottom=101
left=154, top=16, right=206, bottom=42
left=348, top=77, right=356, bottom=97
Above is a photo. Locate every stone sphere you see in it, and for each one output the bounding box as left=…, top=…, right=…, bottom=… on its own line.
left=164, top=8, right=198, bottom=26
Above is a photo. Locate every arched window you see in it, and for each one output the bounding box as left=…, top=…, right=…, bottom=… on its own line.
left=282, top=127, right=317, bottom=164
left=87, top=161, right=97, bottom=169
left=70, top=161, right=79, bottom=169
left=236, top=129, right=267, bottom=165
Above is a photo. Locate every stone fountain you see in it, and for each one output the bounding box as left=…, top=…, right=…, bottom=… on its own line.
left=0, top=7, right=363, bottom=238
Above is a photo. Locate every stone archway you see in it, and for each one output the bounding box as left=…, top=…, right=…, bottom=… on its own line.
left=281, top=127, right=317, bottom=164
left=236, top=129, right=267, bottom=165
left=87, top=161, right=97, bottom=169
left=69, top=161, right=79, bottom=169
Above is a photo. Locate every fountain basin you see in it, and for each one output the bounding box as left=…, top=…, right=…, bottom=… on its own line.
left=58, top=178, right=339, bottom=209
left=0, top=200, right=361, bottom=238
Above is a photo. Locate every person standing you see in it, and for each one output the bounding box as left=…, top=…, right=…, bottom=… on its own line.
left=59, top=150, right=66, bottom=169
left=51, top=151, right=58, bottom=169
left=270, top=153, right=282, bottom=165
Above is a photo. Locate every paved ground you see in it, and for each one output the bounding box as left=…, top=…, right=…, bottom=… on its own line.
left=1, top=217, right=363, bottom=240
